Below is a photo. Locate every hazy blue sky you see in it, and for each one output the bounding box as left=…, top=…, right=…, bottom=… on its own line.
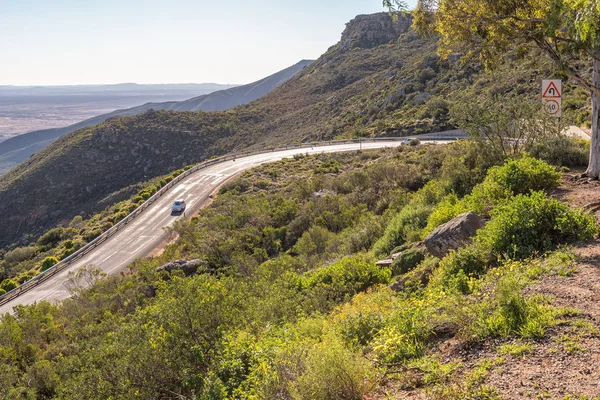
left=0, top=0, right=417, bottom=86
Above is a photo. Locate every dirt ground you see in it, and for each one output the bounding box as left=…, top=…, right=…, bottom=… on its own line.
left=375, top=173, right=600, bottom=399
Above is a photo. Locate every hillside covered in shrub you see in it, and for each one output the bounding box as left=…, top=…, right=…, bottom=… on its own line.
left=0, top=137, right=596, bottom=398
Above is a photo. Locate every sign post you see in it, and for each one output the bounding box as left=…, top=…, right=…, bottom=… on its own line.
left=542, top=79, right=562, bottom=118
left=542, top=79, right=562, bottom=136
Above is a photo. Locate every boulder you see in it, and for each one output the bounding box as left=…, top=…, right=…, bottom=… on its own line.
left=424, top=212, right=485, bottom=258
left=156, top=259, right=204, bottom=276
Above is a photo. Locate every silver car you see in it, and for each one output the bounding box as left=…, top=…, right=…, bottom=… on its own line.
left=171, top=199, right=186, bottom=213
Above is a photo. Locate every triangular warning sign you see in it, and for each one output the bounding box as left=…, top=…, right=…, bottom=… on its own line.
left=543, top=81, right=561, bottom=98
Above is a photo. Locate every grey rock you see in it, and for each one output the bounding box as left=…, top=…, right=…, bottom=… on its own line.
left=156, top=259, right=204, bottom=276
left=424, top=212, right=485, bottom=258
left=340, top=12, right=412, bottom=50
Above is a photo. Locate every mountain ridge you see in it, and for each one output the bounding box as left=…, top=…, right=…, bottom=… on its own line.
left=0, top=60, right=313, bottom=174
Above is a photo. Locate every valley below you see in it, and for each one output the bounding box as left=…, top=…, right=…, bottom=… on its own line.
left=0, top=83, right=236, bottom=138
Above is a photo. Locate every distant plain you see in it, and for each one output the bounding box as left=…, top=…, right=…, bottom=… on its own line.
left=0, top=83, right=236, bottom=140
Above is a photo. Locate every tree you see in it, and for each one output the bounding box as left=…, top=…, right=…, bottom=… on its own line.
left=451, top=97, right=557, bottom=158
left=385, top=0, right=600, bottom=178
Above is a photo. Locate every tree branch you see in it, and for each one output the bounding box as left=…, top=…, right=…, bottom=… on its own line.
left=533, top=37, right=600, bottom=97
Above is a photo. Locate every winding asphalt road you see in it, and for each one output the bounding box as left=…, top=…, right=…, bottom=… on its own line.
left=0, top=140, right=419, bottom=314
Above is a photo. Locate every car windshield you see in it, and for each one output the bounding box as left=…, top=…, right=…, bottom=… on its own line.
left=174, top=201, right=183, bottom=205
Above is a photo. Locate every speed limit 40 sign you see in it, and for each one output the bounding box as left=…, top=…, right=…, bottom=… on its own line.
left=542, top=79, right=562, bottom=118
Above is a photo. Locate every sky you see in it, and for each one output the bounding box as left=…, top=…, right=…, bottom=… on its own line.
left=0, top=0, right=418, bottom=86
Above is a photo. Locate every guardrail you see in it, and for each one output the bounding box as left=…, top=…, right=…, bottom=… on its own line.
left=0, top=136, right=459, bottom=307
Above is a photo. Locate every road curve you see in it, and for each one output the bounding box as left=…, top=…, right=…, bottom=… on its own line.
left=0, top=140, right=417, bottom=314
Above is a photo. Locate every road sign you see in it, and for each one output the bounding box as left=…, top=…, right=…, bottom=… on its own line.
left=542, top=79, right=562, bottom=118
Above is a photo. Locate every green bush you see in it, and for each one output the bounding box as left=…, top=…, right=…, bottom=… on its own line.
left=3, top=246, right=37, bottom=264
left=371, top=301, right=433, bottom=363
left=391, top=247, right=426, bottom=275
left=373, top=203, right=432, bottom=257
left=528, top=136, right=589, bottom=168
left=484, top=154, right=560, bottom=195
left=16, top=270, right=38, bottom=284
left=300, top=256, right=391, bottom=309
left=424, top=156, right=561, bottom=236
left=83, top=229, right=102, bottom=242
left=37, top=227, right=65, bottom=247
left=290, top=337, right=374, bottom=400
left=0, top=279, right=17, bottom=292
left=292, top=225, right=336, bottom=259
left=477, top=191, right=598, bottom=259
left=41, top=256, right=59, bottom=272
left=468, top=275, right=558, bottom=339
left=429, top=245, right=488, bottom=294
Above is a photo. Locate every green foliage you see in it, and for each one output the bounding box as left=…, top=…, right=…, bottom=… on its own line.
left=484, top=155, right=560, bottom=196
left=0, top=148, right=592, bottom=398
left=40, top=257, right=59, bottom=272
left=289, top=336, right=375, bottom=400
left=0, top=278, right=17, bottom=292
left=497, top=341, right=534, bottom=358
left=373, top=203, right=432, bottom=257
left=476, top=191, right=597, bottom=259
left=528, top=137, right=590, bottom=168
left=468, top=275, right=558, bottom=339
left=293, top=225, right=336, bottom=259
left=429, top=245, right=488, bottom=294
left=3, top=246, right=37, bottom=264
left=371, top=300, right=433, bottom=363
left=300, top=256, right=391, bottom=309
left=373, top=180, right=448, bottom=258
left=391, top=246, right=426, bottom=275
left=424, top=155, right=561, bottom=236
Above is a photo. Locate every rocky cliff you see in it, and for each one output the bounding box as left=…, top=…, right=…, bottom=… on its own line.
left=340, top=12, right=412, bottom=50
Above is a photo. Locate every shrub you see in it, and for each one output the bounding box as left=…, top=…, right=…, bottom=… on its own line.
left=429, top=245, right=488, bottom=294
left=37, top=228, right=65, bottom=248
left=423, top=156, right=561, bottom=236
left=0, top=279, right=17, bottom=292
left=290, top=337, right=374, bottom=400
left=409, top=138, right=421, bottom=146
left=332, top=290, right=395, bottom=346
left=41, top=257, right=59, bottom=272
left=373, top=203, right=432, bottom=257
left=391, top=247, right=426, bottom=275
left=3, top=246, right=37, bottom=264
left=484, top=154, right=560, bottom=195
left=300, top=256, right=391, bottom=310
left=83, top=229, right=102, bottom=242
left=16, top=270, right=37, bottom=284
left=468, top=275, right=558, bottom=339
left=476, top=191, right=598, bottom=259
left=527, top=136, right=589, bottom=168
left=371, top=300, right=433, bottom=363
left=292, top=225, right=336, bottom=259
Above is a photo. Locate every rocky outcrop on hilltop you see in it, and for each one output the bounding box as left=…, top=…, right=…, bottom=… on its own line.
left=340, top=12, right=412, bottom=50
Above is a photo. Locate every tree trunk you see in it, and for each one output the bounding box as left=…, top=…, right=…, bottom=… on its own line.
left=585, top=58, right=600, bottom=178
